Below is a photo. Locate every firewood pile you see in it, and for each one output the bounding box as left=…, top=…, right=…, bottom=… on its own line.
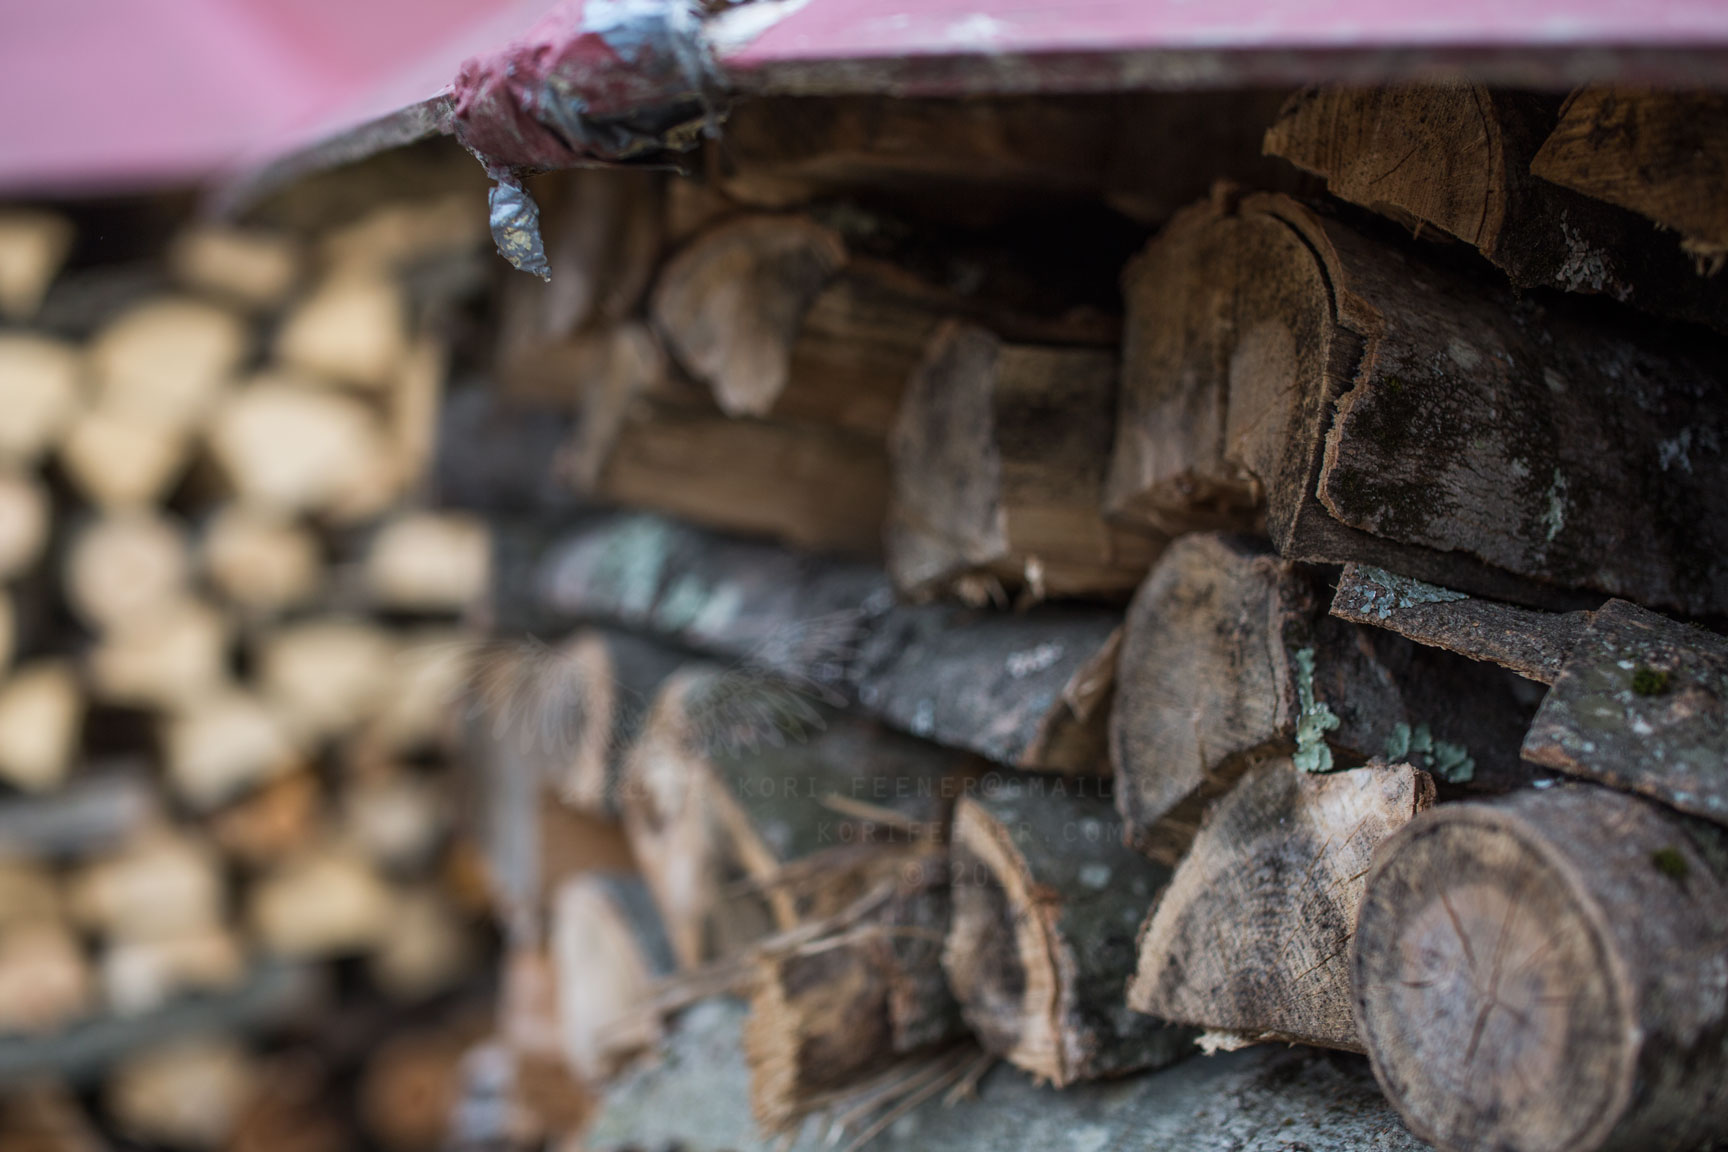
left=0, top=175, right=506, bottom=1150
left=454, top=84, right=1728, bottom=1152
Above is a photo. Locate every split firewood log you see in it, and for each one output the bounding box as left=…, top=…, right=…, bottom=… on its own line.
left=256, top=618, right=397, bottom=745
left=67, top=830, right=225, bottom=942
left=201, top=505, right=323, bottom=614
left=88, top=598, right=230, bottom=711
left=1354, top=785, right=1728, bottom=1152
left=1105, top=191, right=1728, bottom=614
left=274, top=267, right=409, bottom=390
left=1264, top=84, right=1728, bottom=330
left=944, top=783, right=1187, bottom=1086
left=60, top=408, right=189, bottom=511
left=163, top=689, right=300, bottom=811
left=0, top=923, right=93, bottom=1036
left=364, top=512, right=491, bottom=612
left=107, top=1037, right=259, bottom=1151
left=549, top=872, right=676, bottom=1082
left=89, top=297, right=249, bottom=430
left=100, top=927, right=245, bottom=1015
left=249, top=843, right=397, bottom=958
left=65, top=511, right=190, bottom=629
left=0, top=662, right=83, bottom=794
left=0, top=335, right=81, bottom=465
left=168, top=225, right=302, bottom=311
left=0, top=209, right=74, bottom=320
left=0, top=472, right=50, bottom=581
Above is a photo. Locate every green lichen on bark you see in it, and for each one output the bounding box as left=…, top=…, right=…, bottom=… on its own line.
left=1293, top=647, right=1341, bottom=773
left=1338, top=566, right=1471, bottom=621
left=1382, top=722, right=1475, bottom=784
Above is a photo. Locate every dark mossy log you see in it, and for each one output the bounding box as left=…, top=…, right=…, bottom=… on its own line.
left=0, top=961, right=317, bottom=1083
left=1129, top=757, right=1433, bottom=1052
left=589, top=997, right=1423, bottom=1152
left=1354, top=785, right=1728, bottom=1152
left=944, top=783, right=1188, bottom=1086
left=1263, top=84, right=1728, bottom=331
left=1331, top=562, right=1592, bottom=685
left=529, top=512, right=1122, bottom=773
left=550, top=871, right=677, bottom=1082
left=1112, top=533, right=1532, bottom=864
left=0, top=769, right=156, bottom=859
left=1533, top=87, right=1728, bottom=272
left=621, top=665, right=971, bottom=967
left=744, top=854, right=964, bottom=1133
left=853, top=602, right=1122, bottom=774
left=1105, top=191, right=1728, bottom=614
left=592, top=402, right=890, bottom=555
left=551, top=628, right=686, bottom=818
left=887, top=321, right=1162, bottom=603
left=1524, top=599, right=1728, bottom=828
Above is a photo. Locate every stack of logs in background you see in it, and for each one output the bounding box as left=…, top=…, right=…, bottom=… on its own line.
left=4, top=82, right=1728, bottom=1152
left=0, top=170, right=516, bottom=1151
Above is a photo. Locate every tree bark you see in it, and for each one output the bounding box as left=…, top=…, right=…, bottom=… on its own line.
left=1111, top=533, right=1532, bottom=864
left=1354, top=785, right=1728, bottom=1152
left=944, top=783, right=1189, bottom=1086
left=1264, top=84, right=1728, bottom=331
left=744, top=853, right=964, bottom=1132
left=549, top=871, right=676, bottom=1082
left=548, top=628, right=686, bottom=818
left=1532, top=86, right=1728, bottom=273
left=1105, top=191, right=1728, bottom=615
left=887, top=320, right=1162, bottom=603
left=1331, top=562, right=1591, bottom=684
left=1523, top=598, right=1728, bottom=828
left=1129, top=757, right=1433, bottom=1051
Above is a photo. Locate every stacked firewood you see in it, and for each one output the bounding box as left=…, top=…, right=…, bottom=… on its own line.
left=0, top=183, right=503, bottom=1150
left=450, top=84, right=1728, bottom=1152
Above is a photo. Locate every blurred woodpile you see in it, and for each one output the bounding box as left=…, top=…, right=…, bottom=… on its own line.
left=0, top=167, right=503, bottom=1150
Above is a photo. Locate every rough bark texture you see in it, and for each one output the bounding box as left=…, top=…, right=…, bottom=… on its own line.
left=1331, top=562, right=1591, bottom=684
left=1533, top=86, right=1728, bottom=269
left=1107, top=191, right=1728, bottom=614
left=1354, top=785, right=1728, bottom=1152
left=887, top=321, right=1162, bottom=603
left=549, top=871, right=676, bottom=1082
left=649, top=215, right=847, bottom=419
left=944, top=784, right=1189, bottom=1086
left=1111, top=534, right=1532, bottom=864
left=744, top=855, right=963, bottom=1132
left=1523, top=599, right=1728, bottom=828
left=527, top=512, right=1122, bottom=773
left=1265, top=83, right=1728, bottom=331
left=586, top=997, right=1425, bottom=1152
left=1129, top=757, right=1433, bottom=1051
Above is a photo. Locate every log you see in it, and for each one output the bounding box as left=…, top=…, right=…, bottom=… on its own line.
left=391, top=335, right=445, bottom=491
left=0, top=335, right=80, bottom=465
left=1523, top=598, right=1728, bottom=827
left=649, top=215, right=847, bottom=419
left=1129, top=757, right=1432, bottom=1051
left=0, top=472, right=49, bottom=582
left=356, top=629, right=469, bottom=757
left=200, top=506, right=323, bottom=614
left=107, top=1037, right=259, bottom=1150
left=211, top=771, right=321, bottom=866
left=1110, top=534, right=1532, bottom=863
left=0, top=769, right=157, bottom=859
left=0, top=1082, right=105, bottom=1152
left=549, top=872, right=676, bottom=1081
left=944, top=784, right=1187, bottom=1086
left=1533, top=87, right=1728, bottom=273
left=274, top=267, right=410, bottom=389
left=1263, top=84, right=1728, bottom=331
left=65, top=511, right=191, bottom=630
left=257, top=618, right=398, bottom=745
left=546, top=628, right=685, bottom=818
left=249, top=844, right=397, bottom=958
left=163, top=689, right=300, bottom=811
left=0, top=209, right=74, bottom=320
left=745, top=853, right=963, bottom=1131
left=1354, top=785, right=1728, bottom=1152
left=228, top=1054, right=352, bottom=1152
left=100, top=926, right=245, bottom=1015
left=208, top=374, right=401, bottom=518
left=360, top=1027, right=473, bottom=1151
left=168, top=225, right=302, bottom=310
left=1105, top=191, right=1728, bottom=614
left=590, top=403, right=890, bottom=555
left=0, top=924, right=93, bottom=1036
left=586, top=997, right=1424, bottom=1152
left=59, top=408, right=189, bottom=511
left=888, top=320, right=1159, bottom=603
left=67, top=830, right=225, bottom=942
left=341, top=769, right=447, bottom=873
left=0, top=662, right=83, bottom=794
left=1330, top=562, right=1590, bottom=684
left=364, top=512, right=491, bottom=613
left=621, top=668, right=968, bottom=967
left=368, top=887, right=476, bottom=1000
left=316, top=189, right=489, bottom=271
left=89, top=297, right=249, bottom=430
left=0, top=858, right=61, bottom=931
left=88, top=598, right=230, bottom=711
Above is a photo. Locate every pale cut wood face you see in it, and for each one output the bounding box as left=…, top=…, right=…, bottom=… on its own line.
left=1356, top=818, right=1630, bottom=1152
